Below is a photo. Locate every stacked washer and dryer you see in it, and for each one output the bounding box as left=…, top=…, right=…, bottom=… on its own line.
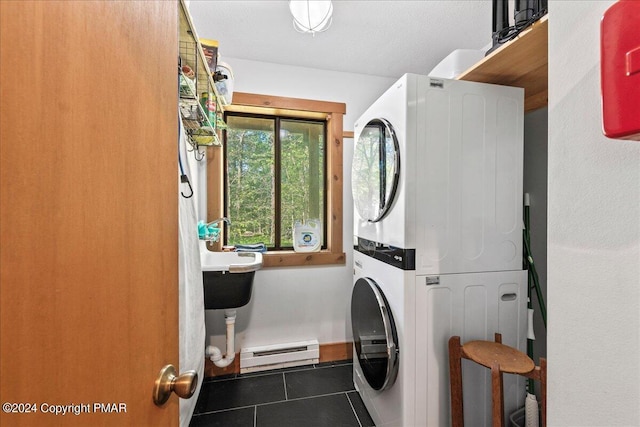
left=350, top=74, right=527, bottom=427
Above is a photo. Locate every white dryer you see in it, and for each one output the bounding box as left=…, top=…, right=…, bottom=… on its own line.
left=352, top=74, right=524, bottom=275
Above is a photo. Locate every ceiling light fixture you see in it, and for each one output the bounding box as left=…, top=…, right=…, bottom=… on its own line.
left=289, top=0, right=333, bottom=35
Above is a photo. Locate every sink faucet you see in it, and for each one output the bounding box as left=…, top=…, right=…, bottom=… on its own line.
left=207, top=217, right=231, bottom=227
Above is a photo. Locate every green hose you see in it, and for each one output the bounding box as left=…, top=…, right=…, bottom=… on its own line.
left=524, top=201, right=534, bottom=393
left=524, top=197, right=547, bottom=394
left=523, top=199, right=547, bottom=328
left=524, top=236, right=547, bottom=328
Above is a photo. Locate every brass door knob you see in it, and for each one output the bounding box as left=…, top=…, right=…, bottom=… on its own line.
left=153, top=364, right=198, bottom=406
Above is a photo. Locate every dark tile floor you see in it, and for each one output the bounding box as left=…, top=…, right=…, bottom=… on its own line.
left=190, top=361, right=375, bottom=427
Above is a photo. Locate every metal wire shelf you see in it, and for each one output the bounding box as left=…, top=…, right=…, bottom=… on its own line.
left=178, top=39, right=224, bottom=159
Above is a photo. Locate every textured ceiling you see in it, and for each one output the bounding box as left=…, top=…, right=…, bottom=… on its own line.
left=188, top=1, right=494, bottom=79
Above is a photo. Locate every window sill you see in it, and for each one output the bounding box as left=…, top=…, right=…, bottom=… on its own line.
left=262, top=250, right=346, bottom=268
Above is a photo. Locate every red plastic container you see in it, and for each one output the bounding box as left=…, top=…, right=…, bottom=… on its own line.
left=601, top=0, right=640, bottom=140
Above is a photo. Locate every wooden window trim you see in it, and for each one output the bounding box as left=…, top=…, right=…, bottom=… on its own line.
left=208, top=92, right=346, bottom=268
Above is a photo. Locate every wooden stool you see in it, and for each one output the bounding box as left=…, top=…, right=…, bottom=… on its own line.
left=448, top=333, right=547, bottom=427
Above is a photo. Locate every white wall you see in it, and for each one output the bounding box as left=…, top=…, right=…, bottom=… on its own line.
left=205, top=58, right=395, bottom=351
left=219, top=57, right=397, bottom=131
left=548, top=1, right=640, bottom=424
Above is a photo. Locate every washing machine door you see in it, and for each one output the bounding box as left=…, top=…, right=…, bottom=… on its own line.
left=352, top=118, right=400, bottom=222
left=351, top=277, right=399, bottom=391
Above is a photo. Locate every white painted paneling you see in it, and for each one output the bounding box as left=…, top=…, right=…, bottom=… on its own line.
left=205, top=59, right=395, bottom=351
left=548, top=1, right=640, bottom=424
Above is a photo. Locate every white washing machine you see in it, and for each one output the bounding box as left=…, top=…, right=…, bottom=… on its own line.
left=352, top=74, right=524, bottom=275
left=351, top=74, right=527, bottom=426
left=352, top=248, right=527, bottom=427
left=352, top=250, right=417, bottom=427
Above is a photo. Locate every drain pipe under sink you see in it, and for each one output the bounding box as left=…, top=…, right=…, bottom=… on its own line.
left=205, top=309, right=236, bottom=368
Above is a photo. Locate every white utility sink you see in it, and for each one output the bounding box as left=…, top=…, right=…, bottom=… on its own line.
left=199, top=240, right=263, bottom=273
left=199, top=240, right=262, bottom=309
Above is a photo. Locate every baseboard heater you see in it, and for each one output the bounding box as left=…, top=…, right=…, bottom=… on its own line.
left=240, top=340, right=319, bottom=374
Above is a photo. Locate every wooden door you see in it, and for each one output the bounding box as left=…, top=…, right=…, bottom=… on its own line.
left=1, top=1, right=179, bottom=425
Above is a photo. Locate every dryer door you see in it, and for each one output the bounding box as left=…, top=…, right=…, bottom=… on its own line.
left=352, top=119, right=400, bottom=222
left=351, top=277, right=399, bottom=391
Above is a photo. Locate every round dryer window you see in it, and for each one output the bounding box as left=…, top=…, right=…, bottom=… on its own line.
left=352, top=119, right=400, bottom=222
left=351, top=277, right=399, bottom=391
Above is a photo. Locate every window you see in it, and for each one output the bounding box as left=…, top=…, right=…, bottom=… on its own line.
left=208, top=92, right=346, bottom=267
left=224, top=114, right=326, bottom=250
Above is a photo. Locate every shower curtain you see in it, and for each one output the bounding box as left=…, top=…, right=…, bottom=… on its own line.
left=178, top=118, right=205, bottom=426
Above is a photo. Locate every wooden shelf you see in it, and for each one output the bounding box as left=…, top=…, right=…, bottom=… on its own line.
left=458, top=15, right=548, bottom=112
